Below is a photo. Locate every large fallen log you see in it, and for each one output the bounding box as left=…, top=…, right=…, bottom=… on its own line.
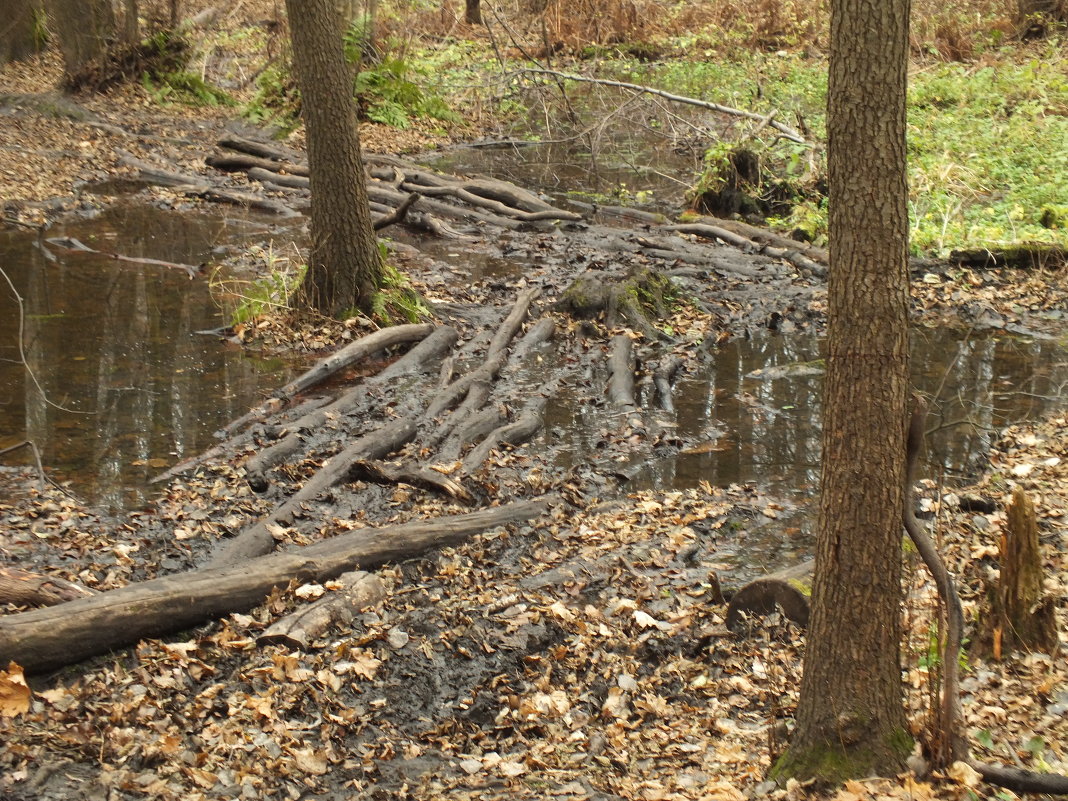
left=0, top=496, right=556, bottom=674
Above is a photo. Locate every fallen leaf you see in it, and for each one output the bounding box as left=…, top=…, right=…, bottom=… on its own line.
left=0, top=662, right=31, bottom=717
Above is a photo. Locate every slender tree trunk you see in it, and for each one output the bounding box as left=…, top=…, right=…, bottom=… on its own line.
left=285, top=0, right=384, bottom=316
left=771, top=0, right=913, bottom=785
left=465, top=0, right=483, bottom=25
left=43, top=0, right=115, bottom=78
left=0, top=0, right=44, bottom=64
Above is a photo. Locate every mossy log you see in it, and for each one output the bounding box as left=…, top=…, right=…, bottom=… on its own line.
left=556, top=265, right=675, bottom=340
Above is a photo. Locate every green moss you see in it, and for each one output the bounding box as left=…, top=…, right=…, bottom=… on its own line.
left=770, top=728, right=912, bottom=789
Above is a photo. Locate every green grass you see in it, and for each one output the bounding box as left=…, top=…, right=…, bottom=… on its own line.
left=622, top=43, right=1067, bottom=255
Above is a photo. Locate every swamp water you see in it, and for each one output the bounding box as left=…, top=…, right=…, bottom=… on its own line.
left=0, top=205, right=301, bottom=510
left=2, top=203, right=1066, bottom=543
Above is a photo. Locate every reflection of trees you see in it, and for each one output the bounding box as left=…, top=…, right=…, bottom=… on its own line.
left=6, top=207, right=293, bottom=509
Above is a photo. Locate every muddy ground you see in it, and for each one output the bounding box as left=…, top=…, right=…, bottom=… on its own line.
left=3, top=23, right=1068, bottom=801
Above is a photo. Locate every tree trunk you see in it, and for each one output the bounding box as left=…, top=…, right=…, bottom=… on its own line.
left=1017, top=0, right=1067, bottom=34
left=465, top=0, right=483, bottom=25
left=285, top=0, right=384, bottom=317
left=0, top=0, right=44, bottom=64
left=771, top=0, right=912, bottom=785
left=43, top=0, right=115, bottom=79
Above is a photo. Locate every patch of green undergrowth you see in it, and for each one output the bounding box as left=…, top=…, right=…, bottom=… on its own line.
left=907, top=45, right=1068, bottom=253
left=210, top=245, right=306, bottom=327
left=371, top=253, right=431, bottom=324
left=344, top=18, right=460, bottom=129
left=624, top=44, right=1066, bottom=254
left=142, top=70, right=234, bottom=106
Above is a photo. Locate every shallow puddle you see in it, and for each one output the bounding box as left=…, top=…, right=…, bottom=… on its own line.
left=0, top=205, right=302, bottom=510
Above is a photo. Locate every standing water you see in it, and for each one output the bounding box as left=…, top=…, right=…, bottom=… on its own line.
left=0, top=206, right=301, bottom=510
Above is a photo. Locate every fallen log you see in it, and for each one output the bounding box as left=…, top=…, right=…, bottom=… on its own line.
left=725, top=559, right=813, bottom=631
left=207, top=152, right=309, bottom=177
left=153, top=396, right=333, bottom=484
left=653, top=354, right=682, bottom=413
left=0, top=567, right=96, bottom=608
left=242, top=326, right=458, bottom=483
left=607, top=334, right=637, bottom=411
left=256, top=570, right=388, bottom=649
left=666, top=223, right=827, bottom=278
left=372, top=191, right=421, bottom=231
left=211, top=417, right=420, bottom=566
left=460, top=407, right=545, bottom=476
left=347, top=460, right=473, bottom=503
left=0, top=496, right=556, bottom=673
left=218, top=133, right=305, bottom=163
left=219, top=323, right=434, bottom=438
left=515, top=68, right=808, bottom=144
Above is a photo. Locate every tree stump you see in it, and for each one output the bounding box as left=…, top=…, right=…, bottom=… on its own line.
left=976, top=486, right=1059, bottom=659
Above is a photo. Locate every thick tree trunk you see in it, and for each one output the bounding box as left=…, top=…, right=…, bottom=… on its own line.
left=771, top=0, right=912, bottom=784
left=465, top=0, right=483, bottom=25
left=0, top=0, right=44, bottom=64
left=1017, top=0, right=1067, bottom=34
left=43, top=0, right=115, bottom=79
left=285, top=0, right=384, bottom=316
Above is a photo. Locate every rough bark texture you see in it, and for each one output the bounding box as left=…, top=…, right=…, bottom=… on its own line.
left=285, top=0, right=384, bottom=316
left=772, top=0, right=913, bottom=784
left=976, top=486, right=1059, bottom=658
left=0, top=0, right=43, bottom=64
left=43, top=0, right=115, bottom=77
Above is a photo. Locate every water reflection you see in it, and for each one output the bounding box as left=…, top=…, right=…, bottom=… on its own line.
left=0, top=206, right=299, bottom=510
left=545, top=330, right=1068, bottom=498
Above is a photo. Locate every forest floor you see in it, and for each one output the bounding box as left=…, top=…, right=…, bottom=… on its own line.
left=2, top=4, right=1068, bottom=801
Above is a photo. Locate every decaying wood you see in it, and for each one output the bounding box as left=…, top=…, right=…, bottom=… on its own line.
left=154, top=396, right=333, bottom=484
left=460, top=405, right=545, bottom=476
left=439, top=406, right=507, bottom=462
left=119, top=152, right=299, bottom=216
left=43, top=236, right=200, bottom=278
left=348, top=460, right=473, bottom=503
left=607, top=334, right=637, bottom=410
left=666, top=223, right=827, bottom=277
left=243, top=326, right=458, bottom=484
left=220, top=323, right=434, bottom=438
left=372, top=191, right=421, bottom=231
left=976, top=486, right=1059, bottom=658
left=0, top=496, right=556, bottom=673
left=256, top=570, right=388, bottom=649
left=212, top=417, right=420, bottom=566
left=0, top=567, right=96, bottom=608
left=653, top=354, right=682, bottom=412
left=217, top=133, right=304, bottom=163
left=509, top=317, right=556, bottom=361
left=725, top=559, right=813, bottom=630
left=247, top=166, right=309, bottom=189
left=207, top=152, right=309, bottom=177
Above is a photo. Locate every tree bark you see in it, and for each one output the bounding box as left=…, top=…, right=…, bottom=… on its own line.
left=43, top=0, right=115, bottom=79
left=771, top=0, right=912, bottom=784
left=285, top=0, right=384, bottom=316
left=0, top=0, right=44, bottom=64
